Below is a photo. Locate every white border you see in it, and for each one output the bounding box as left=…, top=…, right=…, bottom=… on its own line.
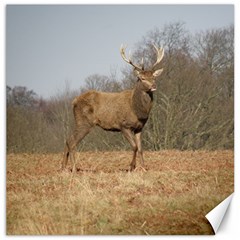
left=1, top=1, right=239, bottom=240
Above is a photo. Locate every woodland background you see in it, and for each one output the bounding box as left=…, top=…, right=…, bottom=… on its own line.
left=6, top=22, right=234, bottom=153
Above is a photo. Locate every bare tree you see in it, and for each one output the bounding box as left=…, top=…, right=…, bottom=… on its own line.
left=7, top=86, right=51, bottom=153
left=7, top=86, right=38, bottom=108
left=81, top=74, right=122, bottom=93
left=47, top=81, right=78, bottom=145
left=125, top=22, right=233, bottom=150
left=7, top=23, right=233, bottom=154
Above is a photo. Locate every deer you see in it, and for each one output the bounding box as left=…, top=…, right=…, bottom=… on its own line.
left=62, top=44, right=164, bottom=171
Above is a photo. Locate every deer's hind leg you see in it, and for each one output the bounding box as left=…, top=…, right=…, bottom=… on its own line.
left=62, top=123, right=92, bottom=171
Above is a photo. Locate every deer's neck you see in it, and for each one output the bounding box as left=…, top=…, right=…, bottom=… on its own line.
left=132, top=81, right=153, bottom=120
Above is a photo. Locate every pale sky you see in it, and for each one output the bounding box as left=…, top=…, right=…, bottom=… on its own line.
left=6, top=5, right=234, bottom=98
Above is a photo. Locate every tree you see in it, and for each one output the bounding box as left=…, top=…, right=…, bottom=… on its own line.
left=80, top=74, right=122, bottom=93
left=6, top=23, right=234, bottom=153
left=7, top=86, right=38, bottom=108
left=121, top=22, right=234, bottom=150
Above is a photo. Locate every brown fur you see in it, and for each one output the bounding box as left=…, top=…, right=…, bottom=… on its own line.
left=62, top=47, right=164, bottom=171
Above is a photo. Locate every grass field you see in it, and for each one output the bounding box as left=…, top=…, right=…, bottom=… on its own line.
left=7, top=150, right=234, bottom=235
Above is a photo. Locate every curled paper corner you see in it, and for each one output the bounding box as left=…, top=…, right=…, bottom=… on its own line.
left=205, top=193, right=234, bottom=234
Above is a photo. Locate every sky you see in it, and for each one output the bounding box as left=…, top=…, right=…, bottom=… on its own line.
left=6, top=4, right=234, bottom=99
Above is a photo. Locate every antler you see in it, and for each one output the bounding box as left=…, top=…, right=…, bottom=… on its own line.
left=120, top=45, right=143, bottom=71
left=152, top=44, right=164, bottom=69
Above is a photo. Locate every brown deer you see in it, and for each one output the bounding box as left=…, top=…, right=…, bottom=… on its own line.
left=62, top=44, right=164, bottom=171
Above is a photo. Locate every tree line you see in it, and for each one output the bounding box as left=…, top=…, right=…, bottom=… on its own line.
left=7, top=22, right=234, bottom=153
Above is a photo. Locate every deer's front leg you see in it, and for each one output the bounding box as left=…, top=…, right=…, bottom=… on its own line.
left=135, top=131, right=145, bottom=168
left=121, top=128, right=137, bottom=171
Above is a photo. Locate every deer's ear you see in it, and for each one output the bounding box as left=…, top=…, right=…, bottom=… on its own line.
left=153, top=68, right=163, bottom=78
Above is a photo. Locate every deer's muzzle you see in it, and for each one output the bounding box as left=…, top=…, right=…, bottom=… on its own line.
left=151, top=84, right=157, bottom=91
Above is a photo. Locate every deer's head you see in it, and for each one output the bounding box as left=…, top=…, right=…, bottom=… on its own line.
left=120, top=44, right=164, bottom=92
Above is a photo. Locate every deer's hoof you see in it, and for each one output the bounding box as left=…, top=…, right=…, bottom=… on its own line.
left=133, top=166, right=148, bottom=172
left=130, top=165, right=136, bottom=172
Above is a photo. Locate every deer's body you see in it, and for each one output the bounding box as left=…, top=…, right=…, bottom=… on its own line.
left=62, top=45, right=164, bottom=171
left=72, top=84, right=152, bottom=132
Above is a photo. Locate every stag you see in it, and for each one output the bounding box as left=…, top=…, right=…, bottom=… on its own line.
left=62, top=44, right=164, bottom=171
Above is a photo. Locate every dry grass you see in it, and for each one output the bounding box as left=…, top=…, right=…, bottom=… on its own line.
left=7, top=150, right=234, bottom=235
